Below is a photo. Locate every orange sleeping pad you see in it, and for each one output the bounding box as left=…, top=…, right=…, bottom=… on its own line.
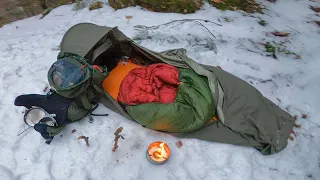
left=102, top=60, right=142, bottom=101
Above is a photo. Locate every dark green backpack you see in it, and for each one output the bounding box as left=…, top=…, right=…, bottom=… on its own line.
left=47, top=51, right=109, bottom=123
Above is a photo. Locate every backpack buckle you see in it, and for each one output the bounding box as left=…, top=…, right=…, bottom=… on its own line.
left=92, top=65, right=103, bottom=72
left=119, top=56, right=130, bottom=65
left=121, top=56, right=129, bottom=61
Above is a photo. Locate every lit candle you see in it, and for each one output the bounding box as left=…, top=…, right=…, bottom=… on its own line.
left=146, top=141, right=171, bottom=165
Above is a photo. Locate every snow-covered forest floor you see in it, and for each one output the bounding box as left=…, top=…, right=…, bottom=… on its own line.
left=0, top=1, right=319, bottom=180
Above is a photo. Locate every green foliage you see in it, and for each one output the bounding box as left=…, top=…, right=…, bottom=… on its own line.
left=259, top=20, right=266, bottom=26
left=41, top=7, right=53, bottom=19
left=108, top=0, right=203, bottom=14
left=136, top=0, right=203, bottom=14
left=263, top=41, right=300, bottom=59
left=208, top=0, right=263, bottom=13
left=73, top=0, right=87, bottom=11
left=108, top=0, right=136, bottom=9
left=40, top=0, right=73, bottom=18
left=89, top=1, right=104, bottom=10
left=264, top=43, right=276, bottom=54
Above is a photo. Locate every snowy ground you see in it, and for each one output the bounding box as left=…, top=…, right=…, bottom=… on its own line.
left=0, top=1, right=320, bottom=180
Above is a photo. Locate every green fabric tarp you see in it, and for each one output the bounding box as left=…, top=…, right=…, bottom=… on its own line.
left=59, top=23, right=296, bottom=155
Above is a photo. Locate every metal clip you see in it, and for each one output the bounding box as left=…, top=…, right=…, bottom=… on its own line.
left=121, top=56, right=129, bottom=61
left=88, top=115, right=94, bottom=123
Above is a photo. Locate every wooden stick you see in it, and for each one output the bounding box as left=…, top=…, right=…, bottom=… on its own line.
left=112, top=127, right=123, bottom=152
left=133, top=19, right=222, bottom=31
left=78, top=136, right=89, bottom=146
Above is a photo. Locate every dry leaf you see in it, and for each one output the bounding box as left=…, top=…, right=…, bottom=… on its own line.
left=295, top=124, right=301, bottom=128
left=126, top=15, right=133, bottom=20
left=71, top=129, right=76, bottom=133
left=302, top=114, right=308, bottom=119
left=314, top=21, right=320, bottom=27
left=295, top=55, right=301, bottom=59
left=114, top=127, right=123, bottom=135
left=212, top=0, right=222, bottom=3
left=272, top=31, right=290, bottom=37
left=112, top=127, right=124, bottom=152
left=293, top=115, right=298, bottom=120
left=43, top=86, right=48, bottom=92
left=89, top=1, right=103, bottom=11
left=310, top=6, right=320, bottom=13
left=78, top=135, right=89, bottom=146
left=176, top=141, right=183, bottom=148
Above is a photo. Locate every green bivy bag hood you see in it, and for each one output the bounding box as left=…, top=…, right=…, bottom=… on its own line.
left=55, top=22, right=295, bottom=155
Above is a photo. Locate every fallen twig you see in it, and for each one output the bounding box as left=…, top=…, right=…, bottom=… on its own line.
left=194, top=21, right=216, bottom=38
left=112, top=127, right=124, bottom=152
left=246, top=76, right=278, bottom=88
left=133, top=19, right=222, bottom=31
left=245, top=47, right=277, bottom=59
left=40, top=7, right=53, bottom=19
left=310, top=6, right=320, bottom=13
left=43, top=85, right=49, bottom=92
left=314, top=21, right=320, bottom=27
left=78, top=135, right=89, bottom=146
left=17, top=126, right=33, bottom=136
left=260, top=79, right=273, bottom=83
left=286, top=25, right=302, bottom=34
left=246, top=48, right=265, bottom=56
left=272, top=31, right=290, bottom=37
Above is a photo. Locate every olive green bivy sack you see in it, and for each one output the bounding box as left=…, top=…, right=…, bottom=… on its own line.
left=59, top=23, right=295, bottom=155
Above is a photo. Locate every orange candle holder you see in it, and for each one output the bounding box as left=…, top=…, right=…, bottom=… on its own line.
left=146, top=141, right=171, bottom=165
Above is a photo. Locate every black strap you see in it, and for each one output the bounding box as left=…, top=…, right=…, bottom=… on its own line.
left=91, top=113, right=109, bottom=116
left=90, top=103, right=109, bottom=116
left=87, top=103, right=109, bottom=123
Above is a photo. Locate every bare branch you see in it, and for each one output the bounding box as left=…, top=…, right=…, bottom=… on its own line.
left=133, top=19, right=222, bottom=31
left=112, top=127, right=124, bottom=152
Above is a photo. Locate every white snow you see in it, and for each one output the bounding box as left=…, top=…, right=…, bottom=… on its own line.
left=0, top=1, right=320, bottom=180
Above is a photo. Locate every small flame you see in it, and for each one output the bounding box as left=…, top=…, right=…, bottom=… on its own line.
left=153, top=142, right=165, bottom=158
